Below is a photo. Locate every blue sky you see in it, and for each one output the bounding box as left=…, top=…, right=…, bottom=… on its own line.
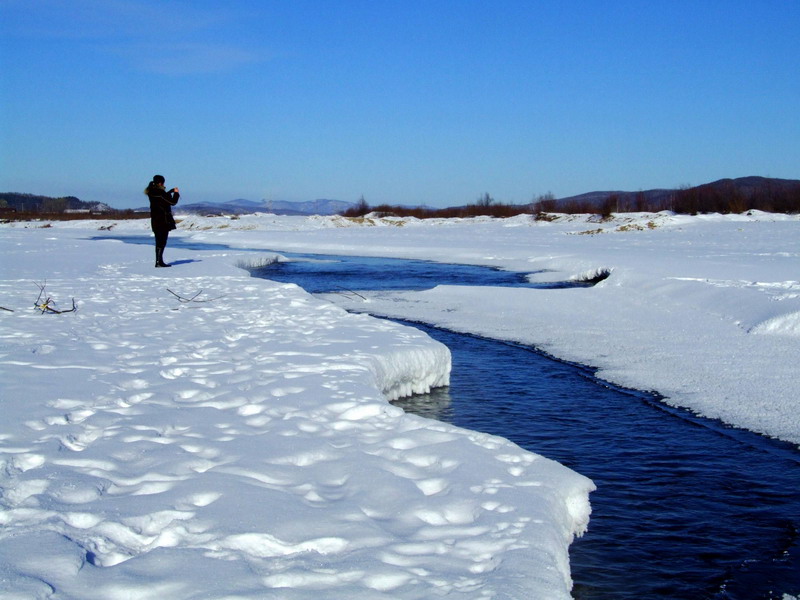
left=2, top=0, right=798, bottom=209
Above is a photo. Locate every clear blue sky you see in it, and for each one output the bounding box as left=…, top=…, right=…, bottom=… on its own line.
left=2, top=0, right=798, bottom=209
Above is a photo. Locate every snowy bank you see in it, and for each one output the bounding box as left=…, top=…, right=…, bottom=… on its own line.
left=0, top=225, right=593, bottom=599
left=173, top=210, right=800, bottom=447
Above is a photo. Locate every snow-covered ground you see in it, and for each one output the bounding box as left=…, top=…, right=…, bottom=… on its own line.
left=2, top=210, right=798, bottom=599
left=1, top=219, right=593, bottom=599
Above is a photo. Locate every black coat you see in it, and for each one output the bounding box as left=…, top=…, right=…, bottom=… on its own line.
left=147, top=185, right=179, bottom=232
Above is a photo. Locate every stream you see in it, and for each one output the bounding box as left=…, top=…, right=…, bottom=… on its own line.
left=392, top=324, right=800, bottom=600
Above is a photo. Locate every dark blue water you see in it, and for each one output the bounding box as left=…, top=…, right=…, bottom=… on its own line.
left=252, top=252, right=533, bottom=291
left=393, top=325, right=800, bottom=600
left=253, top=253, right=608, bottom=290
left=94, top=234, right=800, bottom=599
left=90, top=234, right=598, bottom=289
left=90, top=234, right=248, bottom=253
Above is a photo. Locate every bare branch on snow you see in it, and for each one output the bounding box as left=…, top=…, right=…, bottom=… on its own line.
left=33, top=281, right=77, bottom=314
left=167, top=288, right=226, bottom=304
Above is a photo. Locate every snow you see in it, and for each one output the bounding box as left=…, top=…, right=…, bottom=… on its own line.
left=0, top=221, right=593, bottom=599
left=2, top=209, right=798, bottom=598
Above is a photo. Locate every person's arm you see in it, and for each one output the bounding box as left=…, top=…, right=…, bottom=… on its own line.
left=152, top=188, right=179, bottom=207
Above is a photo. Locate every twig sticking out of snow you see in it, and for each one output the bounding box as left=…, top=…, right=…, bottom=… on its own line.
left=167, top=288, right=226, bottom=303
left=33, top=281, right=77, bottom=314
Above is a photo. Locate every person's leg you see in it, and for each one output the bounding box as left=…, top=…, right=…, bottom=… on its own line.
left=154, top=234, right=162, bottom=266
left=154, top=231, right=170, bottom=267
left=161, top=230, right=171, bottom=266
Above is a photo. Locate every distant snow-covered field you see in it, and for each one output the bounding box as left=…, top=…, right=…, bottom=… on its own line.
left=1, top=210, right=797, bottom=599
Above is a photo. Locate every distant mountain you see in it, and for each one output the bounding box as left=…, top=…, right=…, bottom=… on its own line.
left=0, top=192, right=112, bottom=213
left=268, top=199, right=356, bottom=215
left=552, top=176, right=800, bottom=213
left=173, top=198, right=355, bottom=216
left=694, top=176, right=800, bottom=197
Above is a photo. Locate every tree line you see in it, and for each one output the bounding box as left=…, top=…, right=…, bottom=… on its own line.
left=0, top=193, right=144, bottom=221
left=0, top=192, right=88, bottom=212
left=342, top=178, right=800, bottom=219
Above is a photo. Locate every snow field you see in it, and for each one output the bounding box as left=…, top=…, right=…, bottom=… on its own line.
left=0, top=227, right=593, bottom=599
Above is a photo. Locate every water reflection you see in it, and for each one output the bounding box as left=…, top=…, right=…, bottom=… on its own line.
left=392, top=387, right=454, bottom=422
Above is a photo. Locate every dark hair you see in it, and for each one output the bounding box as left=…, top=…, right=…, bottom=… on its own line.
left=144, top=174, right=166, bottom=195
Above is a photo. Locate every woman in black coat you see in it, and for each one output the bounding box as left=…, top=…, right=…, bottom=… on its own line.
left=145, top=174, right=180, bottom=267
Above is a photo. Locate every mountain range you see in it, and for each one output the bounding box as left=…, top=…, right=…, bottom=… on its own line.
left=172, top=198, right=354, bottom=216
left=174, top=176, right=800, bottom=216
left=5, top=176, right=799, bottom=216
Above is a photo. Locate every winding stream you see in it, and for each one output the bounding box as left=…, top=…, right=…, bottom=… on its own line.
left=393, top=324, right=800, bottom=600
left=98, top=235, right=800, bottom=599
left=253, top=248, right=800, bottom=600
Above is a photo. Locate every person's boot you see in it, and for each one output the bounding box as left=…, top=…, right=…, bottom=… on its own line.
left=155, top=247, right=171, bottom=267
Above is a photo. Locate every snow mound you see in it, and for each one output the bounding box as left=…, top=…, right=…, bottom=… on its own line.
left=750, top=311, right=800, bottom=336
left=368, top=340, right=452, bottom=400
left=570, top=267, right=612, bottom=284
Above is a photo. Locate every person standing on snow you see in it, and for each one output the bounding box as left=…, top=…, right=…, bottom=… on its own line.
left=145, top=174, right=179, bottom=267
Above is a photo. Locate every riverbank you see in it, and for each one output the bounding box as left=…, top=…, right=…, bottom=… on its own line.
left=0, top=223, right=593, bottom=599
